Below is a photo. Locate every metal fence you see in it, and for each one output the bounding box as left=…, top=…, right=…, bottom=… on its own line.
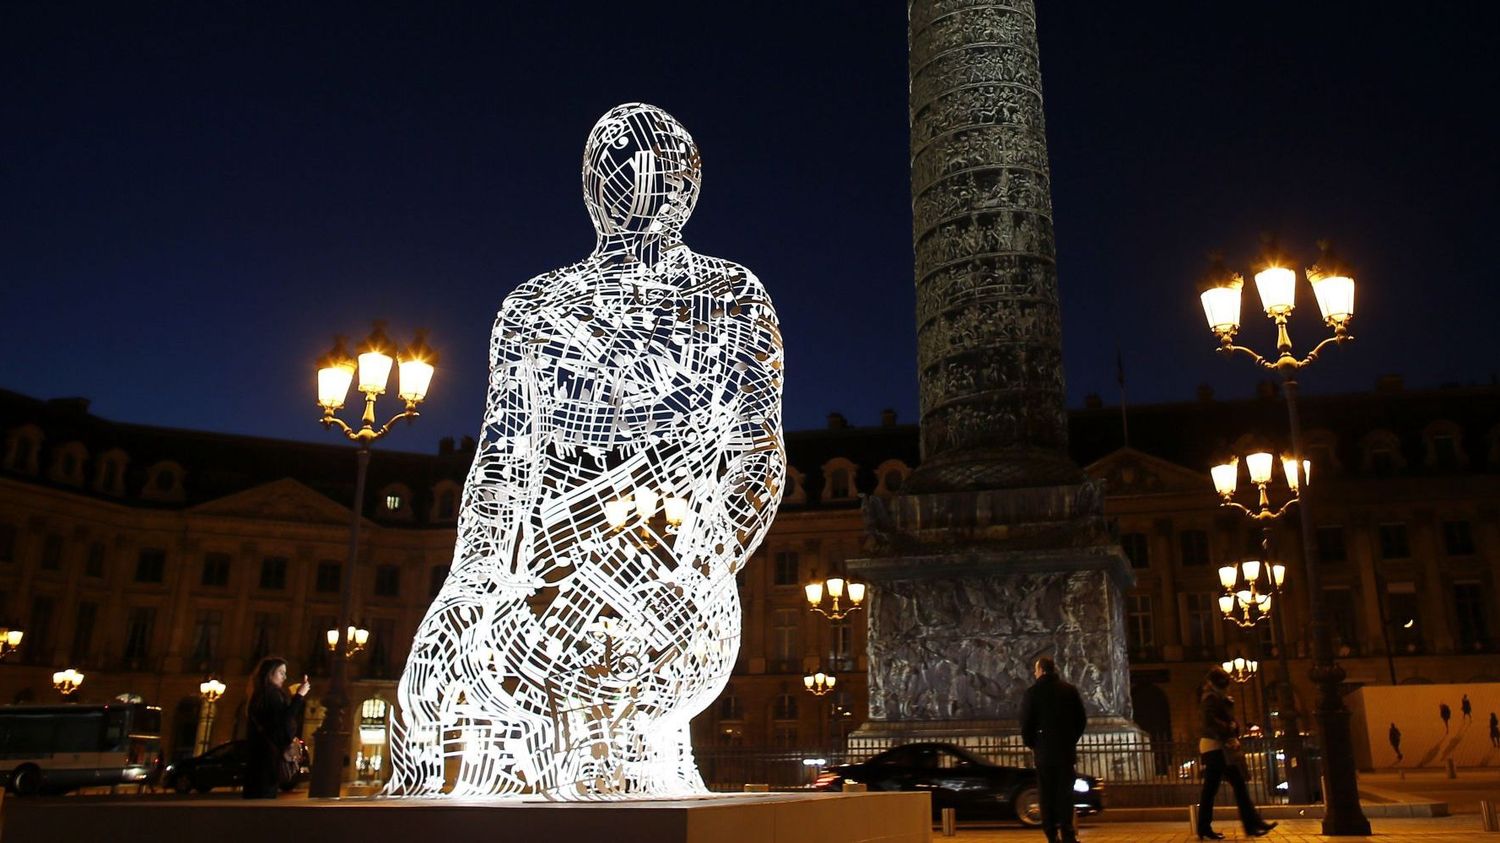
left=696, top=734, right=1313, bottom=808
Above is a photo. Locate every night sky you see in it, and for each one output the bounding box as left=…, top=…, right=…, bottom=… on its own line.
left=3, top=2, right=1497, bottom=452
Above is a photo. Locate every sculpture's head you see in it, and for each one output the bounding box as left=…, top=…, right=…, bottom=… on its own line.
left=582, top=103, right=700, bottom=240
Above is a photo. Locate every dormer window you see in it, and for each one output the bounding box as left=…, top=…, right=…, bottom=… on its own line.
left=830, top=469, right=850, bottom=499
left=820, top=458, right=859, bottom=502
left=873, top=459, right=911, bottom=497
left=378, top=484, right=414, bottom=521
left=1423, top=422, right=1466, bottom=470
left=48, top=441, right=88, bottom=486
left=430, top=481, right=460, bottom=522
left=3, top=426, right=43, bottom=475
left=1361, top=430, right=1404, bottom=477
left=142, top=461, right=185, bottom=501
left=782, top=467, right=807, bottom=506
left=94, top=450, right=129, bottom=496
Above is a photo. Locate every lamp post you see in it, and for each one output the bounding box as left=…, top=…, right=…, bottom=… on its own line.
left=1221, top=656, right=1259, bottom=685
left=308, top=322, right=435, bottom=799
left=1196, top=239, right=1369, bottom=834
left=198, top=677, right=226, bottom=754
left=804, top=577, right=867, bottom=621
left=1216, top=557, right=1286, bottom=629
left=52, top=668, right=84, bottom=699
left=0, top=626, right=23, bottom=661
left=327, top=624, right=370, bottom=656
left=804, top=671, right=837, bottom=755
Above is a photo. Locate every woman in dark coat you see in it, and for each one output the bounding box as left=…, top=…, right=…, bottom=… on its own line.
left=1196, top=667, right=1276, bottom=840
left=242, top=656, right=309, bottom=799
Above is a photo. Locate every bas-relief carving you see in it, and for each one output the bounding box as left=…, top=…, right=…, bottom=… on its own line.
left=866, top=569, right=1132, bottom=722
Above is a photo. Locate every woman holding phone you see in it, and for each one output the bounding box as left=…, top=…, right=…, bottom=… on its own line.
left=243, top=655, right=309, bottom=799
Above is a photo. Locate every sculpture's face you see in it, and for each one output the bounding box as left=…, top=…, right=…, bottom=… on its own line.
left=583, top=103, right=700, bottom=238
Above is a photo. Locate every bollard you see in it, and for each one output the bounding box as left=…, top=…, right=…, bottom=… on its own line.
left=1481, top=800, right=1499, bottom=832
left=1188, top=804, right=1199, bottom=834
left=1447, top=758, right=1458, bottom=779
left=941, top=807, right=956, bottom=837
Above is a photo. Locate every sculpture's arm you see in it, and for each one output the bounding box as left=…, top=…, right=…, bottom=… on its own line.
left=700, top=272, right=785, bottom=571
left=451, top=298, right=541, bottom=582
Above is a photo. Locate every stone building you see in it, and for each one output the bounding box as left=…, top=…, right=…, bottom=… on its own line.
left=1, top=380, right=1497, bottom=781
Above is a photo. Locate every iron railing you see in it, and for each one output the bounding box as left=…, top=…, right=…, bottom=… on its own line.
left=695, top=734, right=1313, bottom=807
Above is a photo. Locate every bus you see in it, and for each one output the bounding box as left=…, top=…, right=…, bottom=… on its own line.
left=0, top=702, right=163, bottom=795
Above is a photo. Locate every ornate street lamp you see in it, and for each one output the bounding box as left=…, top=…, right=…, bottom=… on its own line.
left=1221, top=656, right=1260, bottom=685
left=803, top=671, right=837, bottom=697
left=1196, top=238, right=1369, bottom=834
left=1212, top=451, right=1309, bottom=521
left=309, top=322, right=435, bottom=799
left=326, top=625, right=370, bottom=655
left=1217, top=559, right=1286, bottom=629
left=0, top=626, right=23, bottom=661
left=52, top=668, right=84, bottom=698
left=804, top=576, right=866, bottom=621
left=198, top=677, right=226, bottom=754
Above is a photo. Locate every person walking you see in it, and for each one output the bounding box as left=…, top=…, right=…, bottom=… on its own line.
left=1388, top=722, right=1403, bottom=763
left=1020, top=656, right=1088, bottom=843
left=1489, top=712, right=1498, bottom=748
left=1195, top=667, right=1276, bottom=840
left=1461, top=695, right=1472, bottom=723
left=243, top=656, right=309, bottom=799
left=1440, top=702, right=1452, bottom=733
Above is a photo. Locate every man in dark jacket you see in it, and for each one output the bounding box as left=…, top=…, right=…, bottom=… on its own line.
left=1020, top=657, right=1088, bottom=843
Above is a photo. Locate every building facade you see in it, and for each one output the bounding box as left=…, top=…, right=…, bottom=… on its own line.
left=1, top=381, right=1497, bottom=782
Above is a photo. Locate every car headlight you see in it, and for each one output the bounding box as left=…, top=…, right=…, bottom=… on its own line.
left=1073, top=778, right=1090, bottom=794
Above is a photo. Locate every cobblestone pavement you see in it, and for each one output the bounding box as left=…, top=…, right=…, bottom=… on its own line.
left=948, top=816, right=1493, bottom=842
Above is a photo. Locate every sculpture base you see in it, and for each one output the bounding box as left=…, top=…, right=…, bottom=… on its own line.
left=0, top=791, right=932, bottom=843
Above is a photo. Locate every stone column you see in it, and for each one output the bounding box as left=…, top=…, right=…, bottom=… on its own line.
left=908, top=0, right=1078, bottom=492
left=849, top=2, right=1137, bottom=756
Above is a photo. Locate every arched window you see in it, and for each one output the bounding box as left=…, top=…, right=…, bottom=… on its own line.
left=782, top=466, right=807, bottom=506
left=873, top=459, right=911, bottom=496
left=429, top=481, right=460, bottom=522
left=3, top=425, right=43, bottom=475
left=51, top=441, right=87, bottom=486
left=378, top=484, right=413, bottom=521
left=1422, top=421, right=1466, bottom=470
left=718, top=693, right=744, bottom=721
left=142, top=461, right=186, bottom=501
left=1360, top=430, right=1404, bottom=477
left=94, top=449, right=129, bottom=495
left=820, top=458, right=859, bottom=502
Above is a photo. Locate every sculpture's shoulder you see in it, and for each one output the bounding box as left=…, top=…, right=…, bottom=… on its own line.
left=680, top=250, right=774, bottom=315
left=497, top=259, right=593, bottom=326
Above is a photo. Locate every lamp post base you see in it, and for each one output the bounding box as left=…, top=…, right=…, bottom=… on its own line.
left=309, top=708, right=349, bottom=798
left=1315, top=703, right=1371, bottom=835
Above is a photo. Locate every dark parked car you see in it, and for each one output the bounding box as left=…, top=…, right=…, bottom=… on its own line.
left=814, top=742, right=1103, bottom=827
left=162, top=739, right=308, bottom=794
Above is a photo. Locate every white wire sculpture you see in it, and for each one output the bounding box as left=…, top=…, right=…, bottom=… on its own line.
left=386, top=103, right=785, bottom=799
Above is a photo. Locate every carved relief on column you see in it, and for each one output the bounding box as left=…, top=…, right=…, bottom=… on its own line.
left=908, top=0, right=1076, bottom=491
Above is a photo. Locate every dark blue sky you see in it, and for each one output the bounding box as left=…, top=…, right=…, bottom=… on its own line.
left=3, top=2, right=1497, bottom=451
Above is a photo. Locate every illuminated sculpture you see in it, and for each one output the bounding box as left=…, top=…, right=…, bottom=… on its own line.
left=387, top=103, right=784, bottom=799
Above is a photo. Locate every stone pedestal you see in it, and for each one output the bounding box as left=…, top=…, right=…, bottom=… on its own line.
left=849, top=482, right=1143, bottom=761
